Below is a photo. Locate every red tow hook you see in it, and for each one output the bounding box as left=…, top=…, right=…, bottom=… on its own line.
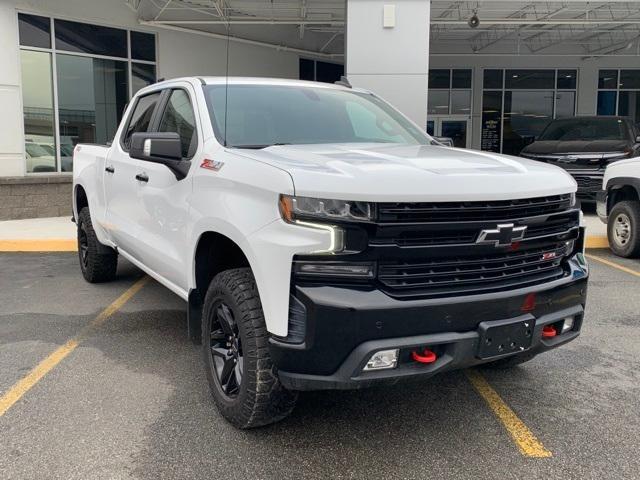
left=541, top=325, right=558, bottom=338
left=411, top=348, right=437, bottom=364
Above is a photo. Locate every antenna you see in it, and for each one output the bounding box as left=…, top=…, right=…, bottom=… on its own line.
left=223, top=16, right=230, bottom=147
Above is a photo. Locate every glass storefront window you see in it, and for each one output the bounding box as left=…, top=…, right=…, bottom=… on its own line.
left=428, top=69, right=450, bottom=89
left=597, top=91, right=617, bottom=116
left=619, top=70, right=640, bottom=90
left=505, top=70, right=555, bottom=89
left=557, top=70, right=577, bottom=90
left=427, top=90, right=450, bottom=115
left=20, top=50, right=57, bottom=173
left=599, top=70, right=619, bottom=89
left=132, top=63, right=157, bottom=95
left=18, top=13, right=157, bottom=174
left=556, top=91, right=576, bottom=118
left=18, top=13, right=51, bottom=49
left=483, top=70, right=503, bottom=89
left=451, top=90, right=471, bottom=114
left=452, top=69, right=472, bottom=89
left=130, top=31, right=156, bottom=62
left=619, top=91, right=640, bottom=123
left=55, top=19, right=127, bottom=58
left=56, top=54, right=128, bottom=171
left=502, top=91, right=554, bottom=155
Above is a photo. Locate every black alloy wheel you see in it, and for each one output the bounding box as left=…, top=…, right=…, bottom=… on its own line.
left=209, top=301, right=243, bottom=398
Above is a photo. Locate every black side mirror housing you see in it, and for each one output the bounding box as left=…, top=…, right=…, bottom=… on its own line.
left=129, top=132, right=190, bottom=180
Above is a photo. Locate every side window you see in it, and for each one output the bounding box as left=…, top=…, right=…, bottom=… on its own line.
left=158, top=89, right=197, bottom=158
left=121, top=91, right=161, bottom=150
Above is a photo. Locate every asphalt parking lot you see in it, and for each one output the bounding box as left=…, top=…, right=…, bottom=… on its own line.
left=1, top=251, right=639, bottom=480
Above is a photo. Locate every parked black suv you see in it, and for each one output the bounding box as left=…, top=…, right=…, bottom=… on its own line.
left=520, top=116, right=640, bottom=200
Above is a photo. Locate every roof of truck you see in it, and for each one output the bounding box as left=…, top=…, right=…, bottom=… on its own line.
left=148, top=76, right=365, bottom=93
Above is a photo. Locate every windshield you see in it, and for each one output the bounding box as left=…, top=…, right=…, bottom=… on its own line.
left=539, top=118, right=629, bottom=141
left=25, top=143, right=51, bottom=157
left=203, top=84, right=430, bottom=148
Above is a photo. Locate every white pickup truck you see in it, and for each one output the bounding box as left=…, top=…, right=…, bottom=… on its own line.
left=73, top=77, right=589, bottom=428
left=597, top=157, right=640, bottom=257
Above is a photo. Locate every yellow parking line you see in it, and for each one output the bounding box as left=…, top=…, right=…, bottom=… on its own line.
left=586, top=253, right=640, bottom=278
left=465, top=369, right=552, bottom=458
left=0, top=239, right=77, bottom=252
left=0, top=276, right=149, bottom=417
left=585, top=236, right=609, bottom=249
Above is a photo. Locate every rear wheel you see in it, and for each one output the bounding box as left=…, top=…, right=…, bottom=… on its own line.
left=202, top=268, right=297, bottom=429
left=608, top=201, right=640, bottom=258
left=77, top=207, right=118, bottom=283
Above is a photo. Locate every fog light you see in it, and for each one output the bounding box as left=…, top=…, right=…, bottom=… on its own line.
left=562, top=316, right=575, bottom=333
left=364, top=349, right=399, bottom=371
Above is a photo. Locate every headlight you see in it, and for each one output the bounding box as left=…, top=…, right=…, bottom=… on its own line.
left=279, top=195, right=374, bottom=223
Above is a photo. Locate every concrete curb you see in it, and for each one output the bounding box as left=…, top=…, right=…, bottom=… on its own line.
left=0, top=236, right=611, bottom=252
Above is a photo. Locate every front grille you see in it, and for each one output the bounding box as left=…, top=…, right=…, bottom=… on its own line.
left=377, top=194, right=572, bottom=223
left=571, top=174, right=603, bottom=193
left=378, top=244, right=568, bottom=298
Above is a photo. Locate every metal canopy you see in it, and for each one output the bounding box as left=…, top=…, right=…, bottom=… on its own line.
left=127, top=1, right=640, bottom=58
left=431, top=1, right=640, bottom=56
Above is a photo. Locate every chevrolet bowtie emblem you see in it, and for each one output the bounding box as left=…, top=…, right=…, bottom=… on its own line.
left=476, top=223, right=527, bottom=247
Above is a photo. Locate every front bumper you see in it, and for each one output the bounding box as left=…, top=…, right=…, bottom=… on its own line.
left=271, top=255, right=588, bottom=391
left=596, top=190, right=608, bottom=223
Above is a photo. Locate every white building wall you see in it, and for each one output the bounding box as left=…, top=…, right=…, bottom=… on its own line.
left=346, top=0, right=431, bottom=127
left=429, top=55, right=640, bottom=151
left=0, top=0, right=299, bottom=177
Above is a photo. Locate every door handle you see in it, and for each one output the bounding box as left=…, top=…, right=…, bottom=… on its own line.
left=135, top=173, right=149, bottom=183
left=105, top=165, right=115, bottom=174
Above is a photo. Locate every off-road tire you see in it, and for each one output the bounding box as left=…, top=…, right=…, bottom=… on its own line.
left=481, top=351, right=537, bottom=369
left=77, top=207, right=118, bottom=283
left=608, top=201, right=640, bottom=258
left=202, top=268, right=297, bottom=429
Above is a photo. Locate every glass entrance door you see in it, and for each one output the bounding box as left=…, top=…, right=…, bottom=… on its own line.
left=427, top=117, right=471, bottom=148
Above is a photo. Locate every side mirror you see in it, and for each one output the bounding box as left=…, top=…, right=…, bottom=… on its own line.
left=432, top=136, right=454, bottom=147
left=635, top=135, right=640, bottom=143
left=129, top=132, right=190, bottom=179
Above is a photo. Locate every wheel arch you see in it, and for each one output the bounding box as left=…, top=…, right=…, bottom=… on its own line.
left=607, top=178, right=640, bottom=214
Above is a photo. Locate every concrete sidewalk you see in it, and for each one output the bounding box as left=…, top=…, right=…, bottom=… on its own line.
left=0, top=216, right=76, bottom=251
left=0, top=213, right=609, bottom=251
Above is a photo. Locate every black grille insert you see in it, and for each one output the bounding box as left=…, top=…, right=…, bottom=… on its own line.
left=378, top=244, right=569, bottom=298
left=377, top=194, right=572, bottom=223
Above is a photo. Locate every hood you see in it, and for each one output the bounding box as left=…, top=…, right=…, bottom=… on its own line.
left=522, top=140, right=630, bottom=155
left=233, top=143, right=576, bottom=202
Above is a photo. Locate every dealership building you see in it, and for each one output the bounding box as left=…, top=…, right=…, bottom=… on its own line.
left=1, top=0, right=640, bottom=219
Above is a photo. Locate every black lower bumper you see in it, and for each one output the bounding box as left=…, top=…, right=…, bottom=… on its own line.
left=270, top=256, right=588, bottom=391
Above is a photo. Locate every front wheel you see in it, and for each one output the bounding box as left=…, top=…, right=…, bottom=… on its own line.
left=608, top=201, right=640, bottom=258
left=202, top=268, right=297, bottom=429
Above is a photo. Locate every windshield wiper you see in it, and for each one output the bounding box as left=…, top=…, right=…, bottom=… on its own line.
left=232, top=143, right=291, bottom=149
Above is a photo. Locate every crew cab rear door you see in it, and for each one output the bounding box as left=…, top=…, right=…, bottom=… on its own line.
left=104, top=90, right=163, bottom=257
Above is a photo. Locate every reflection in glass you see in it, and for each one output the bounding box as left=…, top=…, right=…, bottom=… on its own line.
left=451, top=90, right=472, bottom=114
left=502, top=91, right=554, bottom=155
left=555, top=91, right=576, bottom=118
left=130, top=31, right=156, bottom=62
left=619, top=91, right=640, bottom=123
left=427, top=90, right=449, bottom=115
left=132, top=63, right=156, bottom=95
left=597, top=91, right=617, bottom=116
left=18, top=13, right=51, bottom=48
left=598, top=70, right=619, bottom=89
left=505, top=70, right=555, bottom=89
left=57, top=54, right=128, bottom=171
left=441, top=121, right=467, bottom=148
left=20, top=50, right=57, bottom=173
left=55, top=19, right=127, bottom=58
left=429, top=70, right=450, bottom=89
left=620, top=70, right=640, bottom=90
